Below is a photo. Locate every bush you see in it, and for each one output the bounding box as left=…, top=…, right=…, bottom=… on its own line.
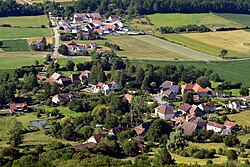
left=224, top=136, right=240, bottom=147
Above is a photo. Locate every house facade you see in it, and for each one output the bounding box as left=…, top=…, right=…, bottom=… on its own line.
left=206, top=122, right=225, bottom=133
left=155, top=104, right=175, bottom=120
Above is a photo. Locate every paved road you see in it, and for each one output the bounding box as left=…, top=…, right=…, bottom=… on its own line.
left=151, top=94, right=165, bottom=104
left=49, top=17, right=61, bottom=59
left=134, top=35, right=222, bottom=61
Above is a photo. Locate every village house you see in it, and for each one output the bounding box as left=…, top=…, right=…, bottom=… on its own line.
left=108, top=15, right=121, bottom=21
left=124, top=94, right=133, bottom=103
left=66, top=41, right=88, bottom=53
left=198, top=103, right=216, bottom=113
left=155, top=104, right=175, bottom=120
left=163, top=90, right=177, bottom=100
left=189, top=105, right=203, bottom=117
left=228, top=100, right=248, bottom=110
left=242, top=96, right=250, bottom=102
left=79, top=70, right=91, bottom=84
left=91, top=81, right=119, bottom=95
left=70, top=74, right=81, bottom=85
left=189, top=117, right=207, bottom=129
left=52, top=92, right=80, bottom=104
left=223, top=121, right=240, bottom=134
left=8, top=102, right=28, bottom=113
left=44, top=72, right=62, bottom=83
left=108, top=127, right=128, bottom=135
left=206, top=122, right=225, bottom=133
left=181, top=83, right=212, bottom=97
left=170, top=117, right=185, bottom=126
left=134, top=123, right=151, bottom=136
left=181, top=122, right=199, bottom=136
left=178, top=103, right=192, bottom=114
left=87, top=134, right=105, bottom=144
left=159, top=80, right=180, bottom=94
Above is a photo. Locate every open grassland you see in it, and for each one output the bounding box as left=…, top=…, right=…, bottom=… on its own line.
left=131, top=60, right=250, bottom=87
left=148, top=13, right=246, bottom=28
left=227, top=110, right=250, bottom=127
left=182, top=30, right=250, bottom=56
left=157, top=34, right=249, bottom=58
left=1, top=39, right=30, bottom=52
left=0, top=15, right=49, bottom=27
left=106, top=35, right=192, bottom=61
left=0, top=27, right=52, bottom=39
left=0, top=56, right=45, bottom=69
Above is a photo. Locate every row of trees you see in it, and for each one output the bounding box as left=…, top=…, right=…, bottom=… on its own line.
left=158, top=25, right=211, bottom=34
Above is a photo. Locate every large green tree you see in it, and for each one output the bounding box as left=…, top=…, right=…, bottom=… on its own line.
left=5, top=117, right=23, bottom=147
left=145, top=119, right=173, bottom=142
left=196, top=76, right=211, bottom=88
left=154, top=147, right=175, bottom=166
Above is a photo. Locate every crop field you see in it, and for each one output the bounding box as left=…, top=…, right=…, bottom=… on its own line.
left=0, top=27, right=52, bottom=39
left=147, top=13, right=247, bottom=28
left=131, top=60, right=250, bottom=87
left=183, top=30, right=250, bottom=56
left=106, top=35, right=194, bottom=61
left=157, top=33, right=250, bottom=59
left=0, top=39, right=30, bottom=52
left=216, top=13, right=250, bottom=27
left=0, top=15, right=49, bottom=27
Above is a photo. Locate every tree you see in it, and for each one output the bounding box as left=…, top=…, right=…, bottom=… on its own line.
left=51, top=109, right=60, bottom=117
left=154, top=147, right=175, bottom=166
left=167, top=131, right=188, bottom=152
left=12, top=155, right=38, bottom=167
left=5, top=117, right=23, bottom=147
left=219, top=49, right=228, bottom=58
left=0, top=41, right=3, bottom=48
left=35, top=60, right=39, bottom=66
left=196, top=76, right=211, bottom=88
left=58, top=44, right=69, bottom=55
left=239, top=87, right=249, bottom=96
left=66, top=60, right=75, bottom=71
left=122, top=140, right=138, bottom=156
left=183, top=91, right=195, bottom=104
left=92, top=105, right=108, bottom=124
left=89, top=63, right=106, bottom=84
left=104, top=115, right=119, bottom=129
left=145, top=119, right=173, bottom=142
left=78, top=125, right=94, bottom=140
left=45, top=54, right=52, bottom=62
left=224, top=136, right=240, bottom=147
left=227, top=149, right=238, bottom=160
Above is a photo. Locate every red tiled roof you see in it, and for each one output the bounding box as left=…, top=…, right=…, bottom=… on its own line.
left=74, top=142, right=96, bottom=149
left=192, top=83, right=212, bottom=93
left=124, top=94, right=133, bottom=103
left=224, top=121, right=237, bottom=127
left=181, top=83, right=195, bottom=90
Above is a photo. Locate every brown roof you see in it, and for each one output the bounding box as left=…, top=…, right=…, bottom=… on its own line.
left=181, top=122, right=198, bottom=136
left=134, top=123, right=150, bottom=136
left=189, top=105, right=202, bottom=115
left=70, top=74, right=81, bottom=84
left=160, top=81, right=174, bottom=89
left=181, top=83, right=195, bottom=90
left=207, top=122, right=224, bottom=129
left=157, top=104, right=174, bottom=115
left=190, top=117, right=207, bottom=129
left=124, top=94, right=133, bottom=103
left=74, top=142, right=96, bottom=149
left=9, top=103, right=27, bottom=111
left=224, top=121, right=237, bottom=127
left=164, top=90, right=174, bottom=96
left=179, top=103, right=192, bottom=112
left=89, top=134, right=105, bottom=143
left=80, top=70, right=91, bottom=79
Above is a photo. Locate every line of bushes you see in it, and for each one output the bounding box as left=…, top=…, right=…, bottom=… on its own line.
left=104, top=42, right=121, bottom=51
left=158, top=24, right=211, bottom=34
left=174, top=147, right=216, bottom=159
left=0, top=24, right=47, bottom=28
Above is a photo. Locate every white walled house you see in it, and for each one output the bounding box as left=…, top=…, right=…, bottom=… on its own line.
left=206, top=122, right=225, bottom=133
left=87, top=134, right=104, bottom=144
left=91, top=82, right=119, bottom=95
left=155, top=104, right=175, bottom=120
left=228, top=100, right=247, bottom=110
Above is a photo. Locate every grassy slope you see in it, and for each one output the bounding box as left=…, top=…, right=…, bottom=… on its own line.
left=147, top=13, right=245, bottom=28
left=0, top=27, right=52, bottom=39
left=0, top=15, right=49, bottom=27
left=33, top=106, right=83, bottom=117
left=156, top=34, right=249, bottom=58
left=1, top=39, right=30, bottom=52
left=227, top=110, right=250, bottom=127
left=131, top=60, right=250, bottom=87
left=105, top=35, right=190, bottom=60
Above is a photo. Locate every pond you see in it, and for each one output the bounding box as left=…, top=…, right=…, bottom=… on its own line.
left=30, top=120, right=47, bottom=127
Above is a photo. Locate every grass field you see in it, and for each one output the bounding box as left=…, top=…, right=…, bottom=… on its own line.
left=183, top=30, right=250, bottom=56
left=147, top=13, right=247, bottom=28
left=131, top=60, right=250, bottom=86
left=156, top=34, right=249, bottom=58
left=1, top=39, right=30, bottom=52
left=227, top=110, right=250, bottom=127
left=0, top=27, right=52, bottom=39
left=105, top=35, right=192, bottom=61
left=216, top=13, right=250, bottom=27
left=0, top=15, right=49, bottom=27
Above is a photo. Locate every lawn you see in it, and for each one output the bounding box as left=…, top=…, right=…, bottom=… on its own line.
left=0, top=15, right=49, bottom=27
left=0, top=56, right=45, bottom=69
left=227, top=110, right=250, bottom=127
left=147, top=13, right=245, bottom=29
left=105, top=35, right=191, bottom=61
left=57, top=57, right=91, bottom=70
left=1, top=39, right=30, bottom=52
left=0, top=27, right=52, bottom=39
left=182, top=30, right=250, bottom=57
left=156, top=34, right=249, bottom=58
left=33, top=106, right=83, bottom=117
left=131, top=60, right=250, bottom=87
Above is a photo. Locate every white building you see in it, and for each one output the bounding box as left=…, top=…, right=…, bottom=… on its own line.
left=206, top=122, right=225, bottom=133
left=155, top=104, right=175, bottom=120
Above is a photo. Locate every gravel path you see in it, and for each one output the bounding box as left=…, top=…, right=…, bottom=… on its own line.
left=134, top=35, right=222, bottom=61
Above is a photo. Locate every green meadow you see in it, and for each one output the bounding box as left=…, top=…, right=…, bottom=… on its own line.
left=1, top=39, right=30, bottom=52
